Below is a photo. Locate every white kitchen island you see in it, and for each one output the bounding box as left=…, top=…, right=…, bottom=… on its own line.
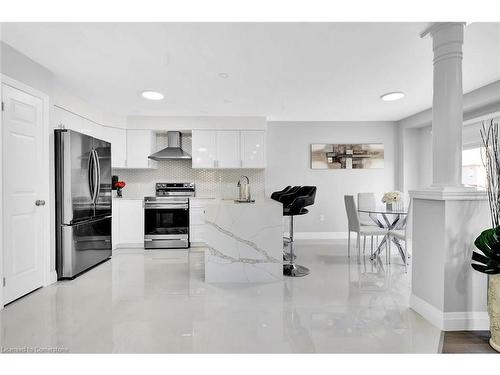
left=204, top=199, right=284, bottom=283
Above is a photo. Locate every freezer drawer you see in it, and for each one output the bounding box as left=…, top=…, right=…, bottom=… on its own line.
left=57, top=216, right=112, bottom=279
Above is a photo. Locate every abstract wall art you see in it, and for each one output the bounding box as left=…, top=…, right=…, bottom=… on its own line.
left=311, top=143, right=384, bottom=169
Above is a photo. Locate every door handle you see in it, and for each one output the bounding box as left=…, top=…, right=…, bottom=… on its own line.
left=88, top=150, right=95, bottom=202
left=35, top=200, right=46, bottom=206
left=94, top=149, right=101, bottom=202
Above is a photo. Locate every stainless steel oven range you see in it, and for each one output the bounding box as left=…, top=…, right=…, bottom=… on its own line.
left=144, top=182, right=195, bottom=249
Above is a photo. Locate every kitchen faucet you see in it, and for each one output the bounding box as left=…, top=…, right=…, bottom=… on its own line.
left=237, top=175, right=249, bottom=187
left=237, top=175, right=251, bottom=201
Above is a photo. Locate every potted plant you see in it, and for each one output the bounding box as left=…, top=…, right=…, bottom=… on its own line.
left=382, top=191, right=401, bottom=211
left=471, top=119, right=500, bottom=352
left=114, top=180, right=126, bottom=198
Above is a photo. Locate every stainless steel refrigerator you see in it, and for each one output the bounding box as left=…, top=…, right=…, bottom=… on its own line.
left=55, top=129, right=112, bottom=279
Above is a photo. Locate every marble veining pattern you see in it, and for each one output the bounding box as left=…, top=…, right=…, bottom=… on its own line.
left=204, top=220, right=282, bottom=264
left=204, top=200, right=284, bottom=283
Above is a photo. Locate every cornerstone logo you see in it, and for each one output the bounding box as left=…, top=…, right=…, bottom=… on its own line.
left=1, top=346, right=69, bottom=353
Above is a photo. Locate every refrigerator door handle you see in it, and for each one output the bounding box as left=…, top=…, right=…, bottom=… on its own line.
left=94, top=149, right=101, bottom=202
left=87, top=149, right=95, bottom=203
left=91, top=149, right=99, bottom=204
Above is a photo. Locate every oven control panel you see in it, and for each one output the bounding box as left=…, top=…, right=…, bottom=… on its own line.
left=155, top=182, right=195, bottom=197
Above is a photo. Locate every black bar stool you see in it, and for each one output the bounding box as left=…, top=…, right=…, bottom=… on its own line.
left=270, top=186, right=292, bottom=201
left=273, top=186, right=301, bottom=260
left=282, top=186, right=317, bottom=277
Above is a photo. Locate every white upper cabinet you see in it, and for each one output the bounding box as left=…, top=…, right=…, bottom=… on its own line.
left=126, top=130, right=157, bottom=169
left=216, top=130, right=241, bottom=168
left=111, top=128, right=127, bottom=168
left=192, top=129, right=266, bottom=169
left=103, top=126, right=127, bottom=168
left=240, top=130, right=266, bottom=168
left=192, top=130, right=217, bottom=168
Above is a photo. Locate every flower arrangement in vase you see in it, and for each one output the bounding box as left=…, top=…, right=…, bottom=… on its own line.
left=470, top=119, right=500, bottom=352
left=382, top=191, right=401, bottom=211
left=114, top=181, right=126, bottom=198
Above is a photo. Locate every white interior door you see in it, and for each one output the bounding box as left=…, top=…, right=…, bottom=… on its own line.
left=2, top=83, right=44, bottom=304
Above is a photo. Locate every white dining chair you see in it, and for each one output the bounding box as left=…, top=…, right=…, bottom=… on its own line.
left=344, top=195, right=387, bottom=258
left=389, top=199, right=412, bottom=270
left=358, top=192, right=380, bottom=247
left=357, top=192, right=376, bottom=226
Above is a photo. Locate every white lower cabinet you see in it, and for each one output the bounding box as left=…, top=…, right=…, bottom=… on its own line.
left=190, top=225, right=206, bottom=244
left=189, top=199, right=212, bottom=244
left=113, top=199, right=144, bottom=248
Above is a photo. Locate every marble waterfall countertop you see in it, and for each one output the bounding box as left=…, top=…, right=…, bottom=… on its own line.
left=204, top=199, right=284, bottom=283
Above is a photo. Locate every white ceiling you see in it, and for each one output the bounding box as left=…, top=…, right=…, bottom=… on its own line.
left=1, top=22, right=499, bottom=121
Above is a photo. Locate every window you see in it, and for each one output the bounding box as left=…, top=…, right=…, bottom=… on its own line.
left=462, top=147, right=487, bottom=190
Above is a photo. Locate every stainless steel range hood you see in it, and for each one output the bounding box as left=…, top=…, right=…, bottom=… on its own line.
left=148, top=131, right=191, bottom=160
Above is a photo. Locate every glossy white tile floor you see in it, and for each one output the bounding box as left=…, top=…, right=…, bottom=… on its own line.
left=0, top=240, right=441, bottom=353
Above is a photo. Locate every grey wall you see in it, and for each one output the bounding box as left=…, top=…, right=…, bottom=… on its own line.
left=265, top=121, right=398, bottom=234
left=418, top=126, right=433, bottom=188
left=1, top=41, right=55, bottom=96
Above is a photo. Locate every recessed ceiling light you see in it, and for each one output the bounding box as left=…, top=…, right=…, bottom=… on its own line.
left=141, top=91, right=164, bottom=100
left=380, top=92, right=405, bottom=101
left=218, top=73, right=229, bottom=79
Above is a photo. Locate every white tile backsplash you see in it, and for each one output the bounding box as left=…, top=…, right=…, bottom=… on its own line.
left=113, top=134, right=265, bottom=199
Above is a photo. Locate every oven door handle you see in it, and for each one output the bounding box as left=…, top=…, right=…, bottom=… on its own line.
left=144, top=204, right=189, bottom=210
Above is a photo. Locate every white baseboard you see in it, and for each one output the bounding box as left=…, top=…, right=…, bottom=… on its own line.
left=283, top=232, right=348, bottom=240
left=410, top=293, right=490, bottom=331
left=442, top=311, right=490, bottom=331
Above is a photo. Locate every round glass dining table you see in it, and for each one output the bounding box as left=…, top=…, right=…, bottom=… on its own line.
left=357, top=205, right=409, bottom=264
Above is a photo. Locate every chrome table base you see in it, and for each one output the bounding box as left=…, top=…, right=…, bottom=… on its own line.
left=368, top=212, right=408, bottom=272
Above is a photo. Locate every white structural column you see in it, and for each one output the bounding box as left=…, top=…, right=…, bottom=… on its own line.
left=409, top=23, right=490, bottom=331
left=423, top=23, right=465, bottom=188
